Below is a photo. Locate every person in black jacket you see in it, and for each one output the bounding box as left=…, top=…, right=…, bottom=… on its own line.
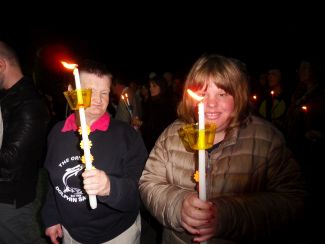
left=41, top=59, right=148, bottom=244
left=0, top=40, right=50, bottom=243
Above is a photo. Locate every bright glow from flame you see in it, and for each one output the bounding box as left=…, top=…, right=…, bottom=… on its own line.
left=301, top=105, right=308, bottom=112
left=187, top=89, right=204, bottom=101
left=253, top=95, right=257, bottom=100
left=61, top=61, right=78, bottom=70
left=270, top=90, right=274, bottom=96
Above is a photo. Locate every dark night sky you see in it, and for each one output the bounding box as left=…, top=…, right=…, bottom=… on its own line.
left=2, top=3, right=324, bottom=81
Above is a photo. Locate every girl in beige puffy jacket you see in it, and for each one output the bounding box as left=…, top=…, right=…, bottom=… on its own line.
left=139, top=54, right=305, bottom=244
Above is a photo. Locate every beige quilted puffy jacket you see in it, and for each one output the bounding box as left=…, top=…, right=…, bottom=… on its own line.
left=139, top=115, right=305, bottom=243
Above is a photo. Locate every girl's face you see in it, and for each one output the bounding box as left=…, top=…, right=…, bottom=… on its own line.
left=202, top=82, right=234, bottom=132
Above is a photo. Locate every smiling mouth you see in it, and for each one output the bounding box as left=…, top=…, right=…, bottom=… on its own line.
left=205, top=112, right=221, bottom=120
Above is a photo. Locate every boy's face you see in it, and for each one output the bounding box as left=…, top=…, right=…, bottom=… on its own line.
left=80, top=71, right=111, bottom=120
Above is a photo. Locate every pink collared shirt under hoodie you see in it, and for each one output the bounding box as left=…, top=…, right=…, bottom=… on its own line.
left=61, top=112, right=110, bottom=132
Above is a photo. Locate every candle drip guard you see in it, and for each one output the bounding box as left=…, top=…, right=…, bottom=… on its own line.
left=64, top=89, right=92, bottom=110
left=178, top=123, right=217, bottom=151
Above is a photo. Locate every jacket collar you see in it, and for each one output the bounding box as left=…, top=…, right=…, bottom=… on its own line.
left=61, top=112, right=110, bottom=132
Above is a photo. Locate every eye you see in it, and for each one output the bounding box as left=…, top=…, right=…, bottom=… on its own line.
left=218, top=93, right=227, bottom=97
left=101, top=91, right=109, bottom=95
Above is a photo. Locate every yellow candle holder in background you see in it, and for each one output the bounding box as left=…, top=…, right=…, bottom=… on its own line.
left=178, top=123, right=217, bottom=150
left=64, top=89, right=92, bottom=110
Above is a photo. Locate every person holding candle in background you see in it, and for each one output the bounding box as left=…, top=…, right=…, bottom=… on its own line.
left=139, top=54, right=306, bottom=243
left=110, top=76, right=142, bottom=129
left=258, top=66, right=291, bottom=134
left=285, top=59, right=325, bottom=242
left=42, top=59, right=148, bottom=244
left=141, top=75, right=176, bottom=152
left=137, top=75, right=177, bottom=243
left=0, top=40, right=50, bottom=243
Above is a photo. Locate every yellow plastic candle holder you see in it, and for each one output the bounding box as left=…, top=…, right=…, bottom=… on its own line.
left=64, top=89, right=92, bottom=110
left=178, top=123, right=216, bottom=150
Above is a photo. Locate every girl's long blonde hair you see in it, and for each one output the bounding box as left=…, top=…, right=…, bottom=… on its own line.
left=177, top=54, right=250, bottom=130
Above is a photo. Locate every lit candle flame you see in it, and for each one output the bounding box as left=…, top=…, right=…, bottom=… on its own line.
left=61, top=61, right=77, bottom=70
left=253, top=95, right=257, bottom=100
left=270, top=90, right=274, bottom=96
left=187, top=89, right=204, bottom=101
left=61, top=61, right=84, bottom=105
left=301, top=105, right=308, bottom=112
left=121, top=94, right=133, bottom=117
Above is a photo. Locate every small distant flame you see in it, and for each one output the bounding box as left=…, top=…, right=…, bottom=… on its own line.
left=301, top=105, right=308, bottom=112
left=61, top=61, right=77, bottom=70
left=252, top=95, right=257, bottom=100
left=121, top=94, right=132, bottom=116
left=121, top=95, right=128, bottom=106
left=270, top=90, right=274, bottom=96
left=121, top=94, right=131, bottom=106
left=187, top=89, right=204, bottom=101
left=124, top=93, right=130, bottom=106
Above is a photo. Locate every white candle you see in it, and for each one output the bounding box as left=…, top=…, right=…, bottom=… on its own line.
left=198, top=101, right=206, bottom=201
left=73, top=67, right=81, bottom=89
left=125, top=93, right=130, bottom=106
left=198, top=100, right=208, bottom=244
left=186, top=89, right=207, bottom=203
left=121, top=95, right=133, bottom=117
left=198, top=101, right=205, bottom=131
left=72, top=67, right=97, bottom=209
left=186, top=89, right=207, bottom=244
left=121, top=95, right=127, bottom=107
